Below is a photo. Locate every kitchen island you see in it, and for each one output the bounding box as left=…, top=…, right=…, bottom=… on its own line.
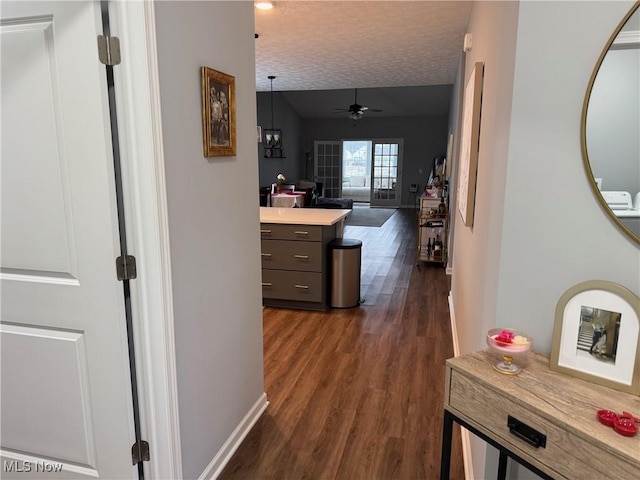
left=260, top=207, right=351, bottom=311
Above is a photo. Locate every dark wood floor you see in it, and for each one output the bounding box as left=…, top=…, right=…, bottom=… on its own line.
left=220, top=207, right=464, bottom=480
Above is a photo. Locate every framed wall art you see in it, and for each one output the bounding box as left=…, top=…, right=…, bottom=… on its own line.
left=201, top=67, right=236, bottom=157
left=456, top=62, right=484, bottom=227
left=550, top=280, right=640, bottom=395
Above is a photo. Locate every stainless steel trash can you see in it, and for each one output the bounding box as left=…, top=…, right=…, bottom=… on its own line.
left=329, top=238, right=362, bottom=308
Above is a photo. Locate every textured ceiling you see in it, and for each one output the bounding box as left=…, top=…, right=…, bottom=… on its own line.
left=254, top=0, right=473, bottom=92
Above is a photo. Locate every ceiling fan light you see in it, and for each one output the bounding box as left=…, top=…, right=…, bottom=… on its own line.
left=255, top=2, right=274, bottom=10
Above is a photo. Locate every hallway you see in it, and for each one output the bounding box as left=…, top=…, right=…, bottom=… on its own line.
left=220, top=208, right=465, bottom=479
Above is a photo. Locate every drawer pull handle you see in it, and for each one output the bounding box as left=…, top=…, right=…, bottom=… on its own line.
left=507, top=415, right=546, bottom=449
left=261, top=282, right=272, bottom=287
left=261, top=253, right=272, bottom=257
left=294, top=231, right=309, bottom=236
left=294, top=255, right=309, bottom=259
left=260, top=229, right=272, bottom=234
left=294, top=285, right=309, bottom=289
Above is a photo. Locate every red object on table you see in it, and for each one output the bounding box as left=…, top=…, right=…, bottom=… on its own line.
left=597, top=409, right=619, bottom=427
left=614, top=417, right=638, bottom=437
left=597, top=409, right=639, bottom=436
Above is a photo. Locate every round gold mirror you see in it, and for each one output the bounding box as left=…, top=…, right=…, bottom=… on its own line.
left=581, top=2, right=640, bottom=245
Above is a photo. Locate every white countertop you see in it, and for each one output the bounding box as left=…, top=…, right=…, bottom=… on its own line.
left=260, top=207, right=351, bottom=226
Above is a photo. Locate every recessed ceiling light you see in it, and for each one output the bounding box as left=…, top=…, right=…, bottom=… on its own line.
left=255, top=2, right=274, bottom=10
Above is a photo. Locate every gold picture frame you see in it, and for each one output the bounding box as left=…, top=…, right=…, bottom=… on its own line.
left=550, top=280, right=640, bottom=395
left=201, top=67, right=236, bottom=157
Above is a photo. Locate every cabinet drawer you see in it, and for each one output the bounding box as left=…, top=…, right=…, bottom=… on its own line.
left=261, top=270, right=323, bottom=302
left=260, top=223, right=322, bottom=242
left=261, top=240, right=322, bottom=272
left=448, top=370, right=636, bottom=479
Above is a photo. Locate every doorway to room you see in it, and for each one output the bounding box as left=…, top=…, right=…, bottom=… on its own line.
left=342, top=140, right=372, bottom=203
left=315, top=138, right=404, bottom=208
left=341, top=139, right=403, bottom=207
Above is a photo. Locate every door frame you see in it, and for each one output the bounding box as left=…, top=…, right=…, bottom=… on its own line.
left=370, top=138, right=403, bottom=208
left=109, top=1, right=182, bottom=477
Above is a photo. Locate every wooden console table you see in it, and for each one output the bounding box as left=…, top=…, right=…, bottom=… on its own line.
left=441, top=350, right=639, bottom=479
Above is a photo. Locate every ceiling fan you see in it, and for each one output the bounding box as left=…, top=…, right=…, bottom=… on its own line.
left=334, top=88, right=383, bottom=120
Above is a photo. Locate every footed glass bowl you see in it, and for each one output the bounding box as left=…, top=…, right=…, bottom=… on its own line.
left=486, top=328, right=533, bottom=375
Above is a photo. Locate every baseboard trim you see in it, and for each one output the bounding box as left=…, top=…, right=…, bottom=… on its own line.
left=448, top=293, right=473, bottom=480
left=448, top=292, right=460, bottom=358
left=200, top=392, right=269, bottom=480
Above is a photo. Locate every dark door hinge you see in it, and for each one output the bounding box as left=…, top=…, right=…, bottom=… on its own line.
left=97, top=35, right=121, bottom=65
left=131, top=440, right=150, bottom=465
left=116, top=255, right=137, bottom=281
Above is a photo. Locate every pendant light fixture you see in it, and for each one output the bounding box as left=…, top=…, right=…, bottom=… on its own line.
left=269, top=75, right=276, bottom=130
left=263, top=75, right=284, bottom=158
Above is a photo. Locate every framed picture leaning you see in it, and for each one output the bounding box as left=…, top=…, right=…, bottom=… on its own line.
left=550, top=280, right=640, bottom=395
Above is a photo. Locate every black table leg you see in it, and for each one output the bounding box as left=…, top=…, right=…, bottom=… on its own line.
left=440, top=410, right=454, bottom=480
left=497, top=450, right=508, bottom=480
left=439, top=409, right=555, bottom=480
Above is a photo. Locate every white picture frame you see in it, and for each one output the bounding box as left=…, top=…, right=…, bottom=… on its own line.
left=550, top=280, right=640, bottom=395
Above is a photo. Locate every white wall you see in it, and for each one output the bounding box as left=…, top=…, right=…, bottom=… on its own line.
left=498, top=0, right=640, bottom=354
left=153, top=2, right=264, bottom=478
left=446, top=56, right=465, bottom=268
left=450, top=2, right=520, bottom=477
left=450, top=0, right=519, bottom=355
left=450, top=1, right=640, bottom=479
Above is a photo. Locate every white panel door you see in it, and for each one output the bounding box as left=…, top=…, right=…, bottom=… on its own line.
left=1, top=2, right=136, bottom=478
left=370, top=139, right=403, bottom=207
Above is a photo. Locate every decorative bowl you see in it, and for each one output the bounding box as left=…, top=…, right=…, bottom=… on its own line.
left=614, top=417, right=638, bottom=437
left=597, top=409, right=619, bottom=427
left=486, top=328, right=533, bottom=375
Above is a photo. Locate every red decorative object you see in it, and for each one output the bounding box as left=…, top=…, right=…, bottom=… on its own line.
left=596, top=409, right=639, bottom=437
left=614, top=417, right=638, bottom=437
left=597, top=409, right=619, bottom=427
left=486, top=328, right=533, bottom=375
left=495, top=330, right=515, bottom=345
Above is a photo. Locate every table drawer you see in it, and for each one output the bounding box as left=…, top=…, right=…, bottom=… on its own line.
left=261, top=270, right=323, bottom=302
left=260, top=223, right=322, bottom=242
left=448, top=370, right=637, bottom=479
left=261, top=240, right=322, bottom=272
